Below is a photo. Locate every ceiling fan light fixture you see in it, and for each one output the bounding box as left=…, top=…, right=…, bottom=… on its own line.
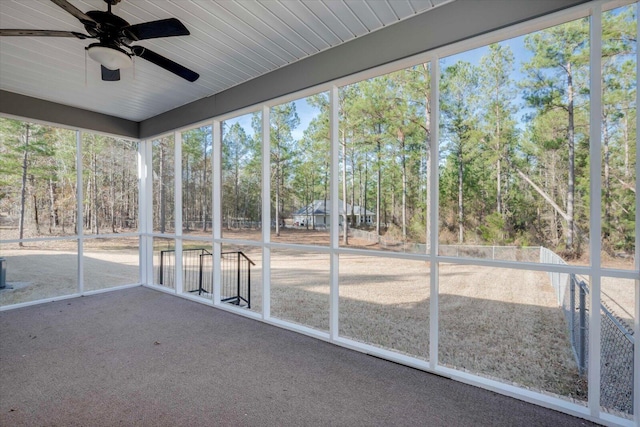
left=87, top=45, right=132, bottom=70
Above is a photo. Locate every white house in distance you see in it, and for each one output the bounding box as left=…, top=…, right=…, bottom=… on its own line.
left=292, top=199, right=375, bottom=227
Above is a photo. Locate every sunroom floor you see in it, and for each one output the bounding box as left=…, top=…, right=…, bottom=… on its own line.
left=0, top=286, right=596, bottom=426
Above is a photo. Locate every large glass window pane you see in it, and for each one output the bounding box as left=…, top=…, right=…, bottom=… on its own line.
left=438, top=264, right=586, bottom=405
left=0, top=119, right=77, bottom=239
left=82, top=134, right=138, bottom=235
left=270, top=94, right=331, bottom=246
left=338, top=65, right=431, bottom=253
left=83, top=237, right=139, bottom=291
left=152, top=135, right=175, bottom=234
left=222, top=112, right=262, bottom=241
left=182, top=126, right=212, bottom=236
left=438, top=18, right=590, bottom=266
left=0, top=241, right=78, bottom=306
left=271, top=249, right=329, bottom=332
left=339, top=254, right=429, bottom=360
left=601, top=4, right=636, bottom=271
left=221, top=243, right=262, bottom=313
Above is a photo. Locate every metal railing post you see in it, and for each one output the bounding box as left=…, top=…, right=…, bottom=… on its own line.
left=159, top=250, right=164, bottom=285
left=247, top=260, right=251, bottom=309
left=198, top=251, right=204, bottom=295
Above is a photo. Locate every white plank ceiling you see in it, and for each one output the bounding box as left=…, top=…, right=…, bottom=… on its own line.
left=0, top=0, right=453, bottom=122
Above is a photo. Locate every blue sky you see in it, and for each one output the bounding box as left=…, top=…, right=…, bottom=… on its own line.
left=442, top=33, right=535, bottom=129
left=222, top=96, right=320, bottom=141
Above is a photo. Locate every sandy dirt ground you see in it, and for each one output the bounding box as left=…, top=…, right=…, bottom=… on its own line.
left=1, top=228, right=636, bottom=407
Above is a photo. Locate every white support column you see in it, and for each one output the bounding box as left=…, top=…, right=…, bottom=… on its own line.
left=634, top=4, right=640, bottom=424
left=588, top=5, right=602, bottom=418
left=76, top=130, right=83, bottom=294
left=212, top=120, right=222, bottom=305
left=429, top=58, right=440, bottom=368
left=174, top=131, right=183, bottom=294
left=262, top=105, right=271, bottom=319
left=330, top=85, right=340, bottom=341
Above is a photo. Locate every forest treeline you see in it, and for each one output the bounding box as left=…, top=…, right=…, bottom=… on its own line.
left=0, top=122, right=139, bottom=241
left=222, top=10, right=636, bottom=256
left=1, top=7, right=636, bottom=257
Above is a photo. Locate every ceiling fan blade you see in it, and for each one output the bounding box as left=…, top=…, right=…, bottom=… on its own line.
left=124, top=18, right=190, bottom=41
left=131, top=46, right=199, bottom=82
left=50, top=0, right=97, bottom=28
left=0, top=29, right=88, bottom=39
left=101, top=66, right=120, bottom=82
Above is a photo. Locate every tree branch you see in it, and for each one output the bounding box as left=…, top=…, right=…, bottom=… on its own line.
left=514, top=166, right=570, bottom=222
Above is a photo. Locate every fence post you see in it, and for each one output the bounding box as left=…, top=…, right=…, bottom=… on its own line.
left=159, top=250, right=164, bottom=285
left=579, top=280, right=587, bottom=374
left=570, top=274, right=575, bottom=354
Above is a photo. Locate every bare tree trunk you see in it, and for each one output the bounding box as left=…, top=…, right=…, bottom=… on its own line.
left=18, top=124, right=30, bottom=247
left=566, top=62, right=575, bottom=252
left=424, top=93, right=431, bottom=252
left=202, top=142, right=208, bottom=232
left=234, top=150, right=240, bottom=226
left=341, top=133, right=348, bottom=244
left=350, top=153, right=356, bottom=227
left=457, top=148, right=464, bottom=243
left=399, top=131, right=407, bottom=241
left=496, top=103, right=502, bottom=216
left=48, top=178, right=57, bottom=234
left=323, top=167, right=328, bottom=227
left=159, top=143, right=166, bottom=233
left=364, top=162, right=368, bottom=229
left=32, top=190, right=40, bottom=235
left=110, top=151, right=116, bottom=233
left=603, top=119, right=611, bottom=239
left=623, top=114, right=630, bottom=177
left=63, top=180, right=70, bottom=235
left=93, top=152, right=99, bottom=235
left=121, top=144, right=127, bottom=229
left=29, top=172, right=40, bottom=235
left=376, top=140, right=381, bottom=236
left=184, top=159, right=190, bottom=232
left=275, top=160, right=280, bottom=237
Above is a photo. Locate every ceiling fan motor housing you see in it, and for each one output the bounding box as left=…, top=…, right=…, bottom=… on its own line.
left=84, top=10, right=132, bottom=43
left=86, top=43, right=132, bottom=70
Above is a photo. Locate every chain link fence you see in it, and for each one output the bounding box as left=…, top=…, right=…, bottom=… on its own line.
left=542, top=247, right=634, bottom=415
left=348, top=229, right=539, bottom=261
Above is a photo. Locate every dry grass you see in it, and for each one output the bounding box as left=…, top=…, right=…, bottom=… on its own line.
left=0, top=238, right=139, bottom=305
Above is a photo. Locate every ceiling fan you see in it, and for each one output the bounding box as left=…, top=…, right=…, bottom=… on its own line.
left=0, top=0, right=199, bottom=82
